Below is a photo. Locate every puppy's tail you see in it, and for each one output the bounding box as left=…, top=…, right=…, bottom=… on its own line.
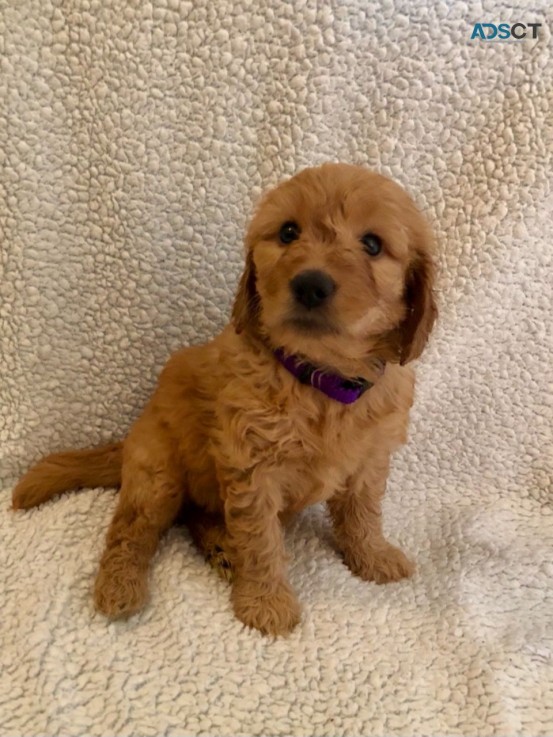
left=12, top=442, right=123, bottom=510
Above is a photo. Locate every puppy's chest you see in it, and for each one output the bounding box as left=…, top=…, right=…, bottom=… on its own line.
left=284, top=410, right=368, bottom=461
left=275, top=406, right=370, bottom=505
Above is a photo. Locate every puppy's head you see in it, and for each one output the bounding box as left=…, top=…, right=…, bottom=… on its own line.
left=233, top=163, right=437, bottom=376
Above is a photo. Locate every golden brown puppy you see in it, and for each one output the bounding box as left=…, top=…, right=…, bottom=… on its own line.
left=13, top=163, right=437, bottom=636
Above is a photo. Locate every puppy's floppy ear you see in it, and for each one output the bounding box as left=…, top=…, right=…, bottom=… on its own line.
left=232, top=250, right=261, bottom=334
left=397, top=250, right=437, bottom=364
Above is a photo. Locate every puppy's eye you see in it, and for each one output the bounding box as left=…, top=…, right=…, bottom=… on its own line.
left=361, top=232, right=383, bottom=257
left=279, top=221, right=301, bottom=245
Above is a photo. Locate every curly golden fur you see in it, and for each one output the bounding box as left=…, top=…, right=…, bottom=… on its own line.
left=13, top=163, right=437, bottom=636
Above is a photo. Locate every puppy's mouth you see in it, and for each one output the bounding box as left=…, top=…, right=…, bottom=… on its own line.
left=283, top=312, right=339, bottom=336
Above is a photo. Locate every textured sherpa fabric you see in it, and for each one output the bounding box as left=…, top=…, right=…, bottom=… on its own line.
left=1, top=1, right=553, bottom=735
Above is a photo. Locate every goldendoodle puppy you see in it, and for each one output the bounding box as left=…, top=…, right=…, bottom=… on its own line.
left=13, top=163, right=437, bottom=635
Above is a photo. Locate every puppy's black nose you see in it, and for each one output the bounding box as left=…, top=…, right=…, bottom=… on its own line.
left=290, top=270, right=336, bottom=309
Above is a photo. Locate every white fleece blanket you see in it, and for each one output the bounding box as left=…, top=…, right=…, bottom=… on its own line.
left=1, top=1, right=552, bottom=735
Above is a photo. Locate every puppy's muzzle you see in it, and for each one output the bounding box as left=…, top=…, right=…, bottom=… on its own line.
left=290, top=270, right=336, bottom=310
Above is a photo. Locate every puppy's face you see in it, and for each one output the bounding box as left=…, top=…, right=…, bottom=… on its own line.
left=233, top=164, right=437, bottom=375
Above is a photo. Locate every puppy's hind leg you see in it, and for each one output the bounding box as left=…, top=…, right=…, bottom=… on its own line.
left=184, top=505, right=233, bottom=583
left=94, top=420, right=184, bottom=619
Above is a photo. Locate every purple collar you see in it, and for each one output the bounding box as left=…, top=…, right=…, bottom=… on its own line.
left=274, top=348, right=383, bottom=405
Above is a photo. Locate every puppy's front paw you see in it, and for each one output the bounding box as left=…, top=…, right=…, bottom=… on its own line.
left=231, top=578, right=301, bottom=636
left=206, top=544, right=234, bottom=583
left=94, top=560, right=149, bottom=619
left=345, top=543, right=415, bottom=584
